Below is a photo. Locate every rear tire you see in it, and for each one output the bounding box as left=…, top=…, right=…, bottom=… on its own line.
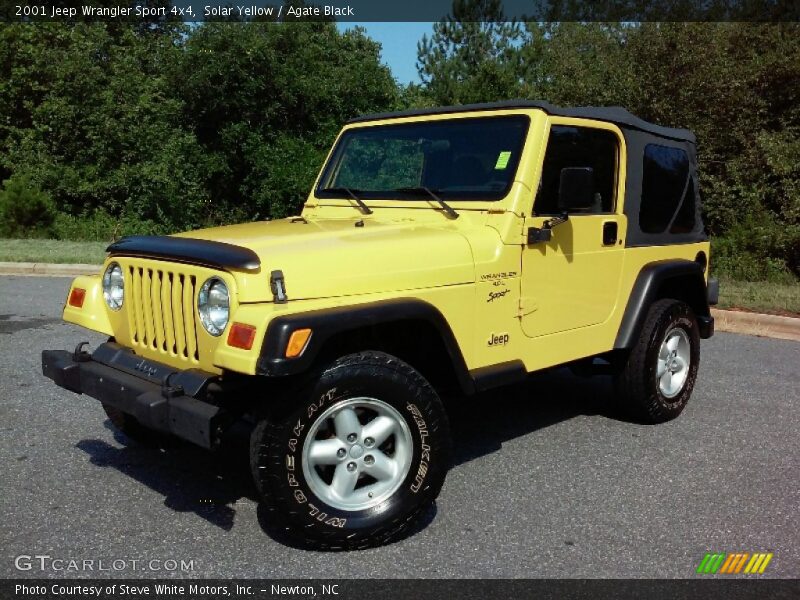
left=614, top=299, right=700, bottom=423
left=250, top=351, right=452, bottom=550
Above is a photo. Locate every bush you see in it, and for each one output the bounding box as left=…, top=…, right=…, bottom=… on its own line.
left=0, top=175, right=56, bottom=237
left=52, top=209, right=171, bottom=242
left=710, top=216, right=800, bottom=283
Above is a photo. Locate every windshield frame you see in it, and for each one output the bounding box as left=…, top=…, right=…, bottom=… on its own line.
left=314, top=114, right=531, bottom=203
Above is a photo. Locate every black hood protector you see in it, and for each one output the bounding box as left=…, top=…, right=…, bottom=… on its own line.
left=106, top=236, right=261, bottom=272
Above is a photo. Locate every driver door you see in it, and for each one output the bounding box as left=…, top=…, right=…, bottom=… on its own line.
left=520, top=119, right=626, bottom=338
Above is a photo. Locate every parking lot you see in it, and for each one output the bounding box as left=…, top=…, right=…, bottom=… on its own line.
left=1, top=275, right=798, bottom=578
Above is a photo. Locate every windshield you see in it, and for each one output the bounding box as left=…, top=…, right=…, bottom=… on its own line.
left=316, top=116, right=529, bottom=201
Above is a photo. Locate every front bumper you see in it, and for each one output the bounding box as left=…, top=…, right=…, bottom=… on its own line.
left=42, top=342, right=222, bottom=448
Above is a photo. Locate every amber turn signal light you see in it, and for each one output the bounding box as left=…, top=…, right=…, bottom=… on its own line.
left=68, top=288, right=86, bottom=308
left=285, top=328, right=312, bottom=358
left=227, top=322, right=257, bottom=350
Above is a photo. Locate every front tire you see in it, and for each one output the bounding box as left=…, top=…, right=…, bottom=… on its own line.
left=250, top=351, right=452, bottom=550
left=614, top=299, right=700, bottom=423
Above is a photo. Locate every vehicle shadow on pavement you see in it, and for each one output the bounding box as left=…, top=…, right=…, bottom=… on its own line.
left=0, top=313, right=61, bottom=335
left=448, top=367, right=617, bottom=466
left=73, top=368, right=616, bottom=539
left=75, top=427, right=257, bottom=532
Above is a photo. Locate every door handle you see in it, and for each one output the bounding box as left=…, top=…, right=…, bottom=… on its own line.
left=602, top=221, right=618, bottom=246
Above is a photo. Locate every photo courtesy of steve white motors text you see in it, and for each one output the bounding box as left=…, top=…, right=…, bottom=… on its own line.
left=14, top=582, right=341, bottom=597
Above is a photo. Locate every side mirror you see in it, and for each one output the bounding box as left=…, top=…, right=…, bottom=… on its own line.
left=557, top=167, right=595, bottom=211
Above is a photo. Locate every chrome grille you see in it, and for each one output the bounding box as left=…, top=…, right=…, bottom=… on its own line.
left=127, top=266, right=199, bottom=363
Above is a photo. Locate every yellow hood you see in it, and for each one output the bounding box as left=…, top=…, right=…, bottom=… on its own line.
left=176, top=217, right=476, bottom=303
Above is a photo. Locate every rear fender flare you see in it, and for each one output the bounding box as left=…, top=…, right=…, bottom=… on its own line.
left=614, top=260, right=711, bottom=349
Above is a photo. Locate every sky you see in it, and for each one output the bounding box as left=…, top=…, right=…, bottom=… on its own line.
left=336, top=22, right=434, bottom=85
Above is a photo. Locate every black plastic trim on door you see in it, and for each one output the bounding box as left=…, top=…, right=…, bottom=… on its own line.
left=603, top=221, right=618, bottom=246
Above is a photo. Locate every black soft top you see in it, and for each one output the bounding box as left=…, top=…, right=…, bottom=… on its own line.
left=349, top=100, right=695, bottom=144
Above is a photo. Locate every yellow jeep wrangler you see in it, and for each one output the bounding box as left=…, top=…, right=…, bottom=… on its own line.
left=42, top=101, right=718, bottom=549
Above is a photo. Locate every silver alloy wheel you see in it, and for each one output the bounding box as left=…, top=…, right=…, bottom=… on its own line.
left=657, top=327, right=691, bottom=398
left=301, top=397, right=413, bottom=511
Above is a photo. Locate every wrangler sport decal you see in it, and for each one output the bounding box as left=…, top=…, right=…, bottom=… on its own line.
left=480, top=271, right=517, bottom=281
left=487, top=288, right=510, bottom=303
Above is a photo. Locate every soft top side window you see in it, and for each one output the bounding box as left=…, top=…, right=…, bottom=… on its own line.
left=639, top=144, right=696, bottom=234
left=534, top=125, right=619, bottom=216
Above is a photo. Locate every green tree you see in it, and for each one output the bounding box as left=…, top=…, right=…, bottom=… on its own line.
left=0, top=21, right=210, bottom=234
left=621, top=24, right=800, bottom=277
left=175, top=21, right=398, bottom=221
left=0, top=18, right=398, bottom=235
left=521, top=23, right=636, bottom=106
left=417, top=0, right=525, bottom=104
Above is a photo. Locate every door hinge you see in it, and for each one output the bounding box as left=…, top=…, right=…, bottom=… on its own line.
left=518, top=297, right=537, bottom=317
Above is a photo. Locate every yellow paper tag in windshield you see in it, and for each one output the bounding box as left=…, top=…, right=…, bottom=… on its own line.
left=495, top=151, right=512, bottom=170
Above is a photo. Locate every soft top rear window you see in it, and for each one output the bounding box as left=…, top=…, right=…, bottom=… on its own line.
left=316, top=116, right=529, bottom=201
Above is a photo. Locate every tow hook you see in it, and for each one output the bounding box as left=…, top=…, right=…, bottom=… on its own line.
left=161, top=373, right=184, bottom=399
left=72, top=341, right=91, bottom=363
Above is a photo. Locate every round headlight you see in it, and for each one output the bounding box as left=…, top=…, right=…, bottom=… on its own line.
left=198, top=277, right=229, bottom=336
left=102, top=262, right=124, bottom=310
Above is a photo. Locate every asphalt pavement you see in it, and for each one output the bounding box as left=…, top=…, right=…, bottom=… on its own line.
left=1, top=275, right=798, bottom=579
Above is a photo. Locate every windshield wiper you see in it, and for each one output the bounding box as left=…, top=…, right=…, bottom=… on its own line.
left=394, top=186, right=459, bottom=219
left=321, top=187, right=373, bottom=215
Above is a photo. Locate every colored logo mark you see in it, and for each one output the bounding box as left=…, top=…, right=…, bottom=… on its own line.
left=696, top=552, right=773, bottom=574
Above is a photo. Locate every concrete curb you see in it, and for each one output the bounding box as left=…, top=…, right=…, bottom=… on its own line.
left=1, top=261, right=798, bottom=342
left=711, top=308, right=800, bottom=342
left=0, top=261, right=101, bottom=277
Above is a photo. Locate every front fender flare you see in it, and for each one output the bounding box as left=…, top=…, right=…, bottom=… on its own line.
left=256, top=298, right=474, bottom=393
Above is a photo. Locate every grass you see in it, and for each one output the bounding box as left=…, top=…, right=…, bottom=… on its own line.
left=0, top=238, right=107, bottom=264
left=717, top=277, right=800, bottom=317
left=1, top=237, right=798, bottom=316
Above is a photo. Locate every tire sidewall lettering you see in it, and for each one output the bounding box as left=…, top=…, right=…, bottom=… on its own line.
left=406, top=402, right=431, bottom=493
left=283, top=385, right=352, bottom=528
